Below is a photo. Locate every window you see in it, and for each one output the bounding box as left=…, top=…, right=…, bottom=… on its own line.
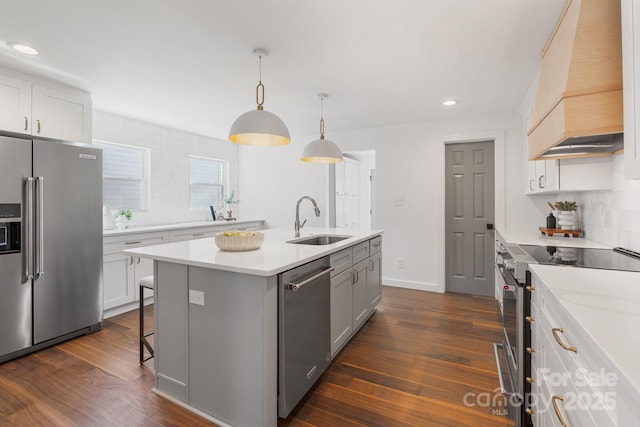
left=189, top=156, right=228, bottom=209
left=93, top=140, right=149, bottom=211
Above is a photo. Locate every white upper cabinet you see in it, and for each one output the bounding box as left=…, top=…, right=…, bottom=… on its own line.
left=524, top=113, right=558, bottom=194
left=0, top=69, right=92, bottom=144
left=32, top=84, right=92, bottom=143
left=0, top=74, right=32, bottom=134
left=622, top=0, right=640, bottom=179
left=523, top=102, right=613, bottom=194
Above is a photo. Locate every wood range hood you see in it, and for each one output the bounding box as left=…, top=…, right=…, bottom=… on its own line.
left=527, top=0, right=623, bottom=160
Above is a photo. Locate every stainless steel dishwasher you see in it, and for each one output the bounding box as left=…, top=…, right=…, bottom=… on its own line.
left=278, top=256, right=333, bottom=418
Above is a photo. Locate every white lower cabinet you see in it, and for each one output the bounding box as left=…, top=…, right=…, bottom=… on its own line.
left=103, top=231, right=168, bottom=311
left=103, top=252, right=135, bottom=309
left=330, top=236, right=382, bottom=358
left=529, top=273, right=622, bottom=427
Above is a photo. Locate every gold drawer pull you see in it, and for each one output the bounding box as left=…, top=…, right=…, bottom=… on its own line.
left=526, top=408, right=534, bottom=415
left=526, top=376, right=535, bottom=383
left=526, top=285, right=535, bottom=291
left=525, top=316, right=534, bottom=322
left=552, top=328, right=577, bottom=352
left=526, top=347, right=535, bottom=354
left=552, top=395, right=570, bottom=427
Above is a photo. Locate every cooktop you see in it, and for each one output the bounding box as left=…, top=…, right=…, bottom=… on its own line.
left=519, top=245, right=640, bottom=272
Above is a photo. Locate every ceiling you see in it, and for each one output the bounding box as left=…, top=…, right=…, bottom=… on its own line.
left=0, top=0, right=565, bottom=141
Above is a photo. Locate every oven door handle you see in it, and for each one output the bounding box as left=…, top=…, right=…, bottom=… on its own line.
left=493, top=343, right=508, bottom=396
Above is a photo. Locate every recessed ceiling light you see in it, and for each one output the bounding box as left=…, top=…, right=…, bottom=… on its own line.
left=442, top=99, right=457, bottom=106
left=8, top=42, right=39, bottom=55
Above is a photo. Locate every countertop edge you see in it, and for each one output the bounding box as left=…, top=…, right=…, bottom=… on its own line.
left=124, top=228, right=384, bottom=277
left=103, top=219, right=265, bottom=237
left=496, top=227, right=611, bottom=249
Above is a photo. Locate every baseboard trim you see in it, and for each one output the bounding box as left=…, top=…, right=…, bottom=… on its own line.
left=382, top=277, right=442, bottom=293
left=104, top=297, right=153, bottom=319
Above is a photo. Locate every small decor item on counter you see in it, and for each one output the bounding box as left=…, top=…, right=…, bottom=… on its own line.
left=114, top=215, right=128, bottom=230
left=553, top=201, right=578, bottom=230
left=118, top=208, right=133, bottom=221
left=115, top=208, right=132, bottom=230
left=538, top=227, right=582, bottom=237
left=222, top=191, right=240, bottom=220
left=102, top=205, right=114, bottom=230
left=546, top=201, right=557, bottom=229
left=214, top=230, right=264, bottom=252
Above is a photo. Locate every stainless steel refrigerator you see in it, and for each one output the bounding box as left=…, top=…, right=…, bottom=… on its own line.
left=0, top=135, right=103, bottom=362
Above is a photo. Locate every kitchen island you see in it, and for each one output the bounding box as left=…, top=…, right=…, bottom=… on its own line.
left=124, top=227, right=383, bottom=427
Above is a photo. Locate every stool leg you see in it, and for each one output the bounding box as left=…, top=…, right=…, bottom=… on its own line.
left=139, top=284, right=144, bottom=364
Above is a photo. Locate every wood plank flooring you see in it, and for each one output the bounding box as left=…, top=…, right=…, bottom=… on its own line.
left=0, top=287, right=512, bottom=427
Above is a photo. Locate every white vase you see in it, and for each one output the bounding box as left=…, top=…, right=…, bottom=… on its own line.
left=114, top=215, right=128, bottom=230
left=557, top=211, right=577, bottom=230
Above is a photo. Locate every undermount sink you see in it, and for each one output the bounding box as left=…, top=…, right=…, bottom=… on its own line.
left=287, top=235, right=352, bottom=246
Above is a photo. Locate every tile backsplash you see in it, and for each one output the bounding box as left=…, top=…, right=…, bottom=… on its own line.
left=93, top=110, right=239, bottom=226
left=576, top=155, right=640, bottom=252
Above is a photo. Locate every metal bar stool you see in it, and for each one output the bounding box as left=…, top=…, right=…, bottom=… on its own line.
left=139, top=275, right=154, bottom=364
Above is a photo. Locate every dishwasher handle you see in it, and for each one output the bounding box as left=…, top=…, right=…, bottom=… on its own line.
left=286, top=266, right=335, bottom=291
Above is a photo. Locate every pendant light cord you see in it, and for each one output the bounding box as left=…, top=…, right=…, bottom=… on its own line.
left=319, top=96, right=325, bottom=139
left=256, top=54, right=265, bottom=110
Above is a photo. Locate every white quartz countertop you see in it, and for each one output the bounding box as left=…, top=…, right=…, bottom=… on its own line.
left=529, top=264, right=640, bottom=395
left=103, top=219, right=263, bottom=237
left=497, top=228, right=611, bottom=249
left=124, top=227, right=383, bottom=276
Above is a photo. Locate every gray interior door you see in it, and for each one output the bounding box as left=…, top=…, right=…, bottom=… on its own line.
left=32, top=140, right=103, bottom=344
left=445, top=141, right=495, bottom=296
left=0, top=136, right=32, bottom=355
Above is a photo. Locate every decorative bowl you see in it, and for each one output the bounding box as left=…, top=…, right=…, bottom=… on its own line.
left=214, top=230, right=264, bottom=252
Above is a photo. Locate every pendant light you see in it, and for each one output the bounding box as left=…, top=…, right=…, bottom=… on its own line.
left=301, top=94, right=343, bottom=163
left=228, top=48, right=290, bottom=146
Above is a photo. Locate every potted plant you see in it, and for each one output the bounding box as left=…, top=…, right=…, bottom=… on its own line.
left=222, top=191, right=239, bottom=219
left=553, top=201, right=578, bottom=230
left=115, top=208, right=132, bottom=230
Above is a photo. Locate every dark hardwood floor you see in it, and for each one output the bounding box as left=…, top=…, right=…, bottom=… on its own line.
left=0, top=287, right=512, bottom=427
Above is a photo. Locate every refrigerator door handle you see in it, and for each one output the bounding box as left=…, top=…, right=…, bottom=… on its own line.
left=25, top=177, right=34, bottom=280
left=36, top=176, right=44, bottom=278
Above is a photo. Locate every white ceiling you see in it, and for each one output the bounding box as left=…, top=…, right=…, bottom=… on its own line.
left=0, top=0, right=565, bottom=140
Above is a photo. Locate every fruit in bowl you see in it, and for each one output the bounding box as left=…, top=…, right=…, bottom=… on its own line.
left=215, top=230, right=264, bottom=251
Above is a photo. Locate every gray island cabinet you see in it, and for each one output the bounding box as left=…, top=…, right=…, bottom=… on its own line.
left=125, top=227, right=382, bottom=427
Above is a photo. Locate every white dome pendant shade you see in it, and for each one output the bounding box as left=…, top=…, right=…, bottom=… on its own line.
left=301, top=94, right=343, bottom=163
left=228, top=49, right=290, bottom=146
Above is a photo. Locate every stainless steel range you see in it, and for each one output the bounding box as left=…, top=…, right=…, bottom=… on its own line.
left=493, top=231, right=640, bottom=427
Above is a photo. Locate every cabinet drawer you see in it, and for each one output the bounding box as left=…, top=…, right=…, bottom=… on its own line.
left=352, top=241, right=370, bottom=264
left=369, top=236, right=382, bottom=255
left=169, top=227, right=218, bottom=242
left=330, top=248, right=353, bottom=277
left=104, top=231, right=168, bottom=254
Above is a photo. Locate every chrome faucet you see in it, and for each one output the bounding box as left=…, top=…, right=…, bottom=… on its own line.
left=295, top=196, right=321, bottom=237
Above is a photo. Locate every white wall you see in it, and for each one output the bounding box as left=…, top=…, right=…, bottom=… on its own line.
left=93, top=110, right=239, bottom=226
left=238, top=139, right=329, bottom=230
left=239, top=113, right=536, bottom=293
left=573, top=155, right=640, bottom=251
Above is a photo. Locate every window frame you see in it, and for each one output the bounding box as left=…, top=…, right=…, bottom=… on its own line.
left=188, top=155, right=229, bottom=211
left=92, top=139, right=150, bottom=212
